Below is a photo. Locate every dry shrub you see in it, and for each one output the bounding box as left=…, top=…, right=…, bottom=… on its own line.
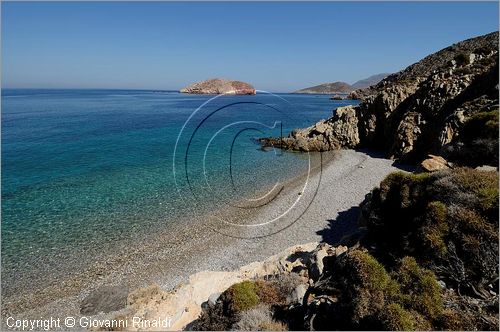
left=232, top=304, right=287, bottom=331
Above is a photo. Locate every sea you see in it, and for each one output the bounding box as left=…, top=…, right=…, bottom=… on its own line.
left=1, top=89, right=358, bottom=297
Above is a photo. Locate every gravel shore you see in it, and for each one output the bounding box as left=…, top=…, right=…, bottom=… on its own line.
left=3, top=149, right=405, bottom=325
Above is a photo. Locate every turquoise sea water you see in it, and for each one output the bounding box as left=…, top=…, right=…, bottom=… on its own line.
left=1, top=89, right=357, bottom=294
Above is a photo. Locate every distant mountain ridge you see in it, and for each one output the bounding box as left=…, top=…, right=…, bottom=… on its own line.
left=293, top=73, right=390, bottom=94
left=351, top=73, right=391, bottom=89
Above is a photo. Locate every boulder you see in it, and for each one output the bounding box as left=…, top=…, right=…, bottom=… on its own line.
left=475, top=165, right=498, bottom=172
left=421, top=155, right=451, bottom=172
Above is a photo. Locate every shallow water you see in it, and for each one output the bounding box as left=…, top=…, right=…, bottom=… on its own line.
left=1, top=89, right=358, bottom=295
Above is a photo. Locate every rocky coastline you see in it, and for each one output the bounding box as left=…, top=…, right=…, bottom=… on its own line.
left=263, top=32, right=499, bottom=166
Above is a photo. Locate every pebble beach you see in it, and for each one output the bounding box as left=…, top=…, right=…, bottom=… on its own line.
left=2, top=149, right=404, bottom=325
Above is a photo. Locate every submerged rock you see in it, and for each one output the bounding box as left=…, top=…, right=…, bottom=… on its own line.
left=80, top=285, right=129, bottom=315
left=330, top=94, right=344, bottom=100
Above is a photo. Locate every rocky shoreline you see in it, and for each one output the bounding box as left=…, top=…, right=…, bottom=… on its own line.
left=262, top=32, right=499, bottom=166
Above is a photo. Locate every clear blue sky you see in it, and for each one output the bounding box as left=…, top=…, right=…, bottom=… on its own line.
left=2, top=1, right=498, bottom=92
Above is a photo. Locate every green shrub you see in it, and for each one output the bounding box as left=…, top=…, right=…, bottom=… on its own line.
left=364, top=168, right=498, bottom=298
left=420, top=201, right=449, bottom=258
left=391, top=257, right=443, bottom=320
left=332, top=249, right=394, bottom=324
left=463, top=109, right=499, bottom=141
left=451, top=167, right=499, bottom=217
left=451, top=109, right=499, bottom=167
left=191, top=280, right=265, bottom=330
left=224, top=280, right=260, bottom=314
left=454, top=52, right=471, bottom=66
left=378, top=302, right=415, bottom=331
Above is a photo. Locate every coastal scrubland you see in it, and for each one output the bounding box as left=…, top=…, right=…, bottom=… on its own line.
left=188, top=166, right=498, bottom=331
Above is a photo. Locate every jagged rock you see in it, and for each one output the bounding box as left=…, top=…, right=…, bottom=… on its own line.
left=180, top=78, right=256, bottom=95
left=105, top=243, right=318, bottom=330
left=287, top=284, right=308, bottom=304
left=421, top=154, right=451, bottom=172
left=258, top=106, right=360, bottom=152
left=329, top=106, right=361, bottom=148
left=334, top=245, right=348, bottom=257
left=347, top=90, right=360, bottom=100
left=308, top=244, right=330, bottom=281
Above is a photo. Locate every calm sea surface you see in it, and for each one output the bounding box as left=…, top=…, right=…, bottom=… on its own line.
left=1, top=89, right=357, bottom=294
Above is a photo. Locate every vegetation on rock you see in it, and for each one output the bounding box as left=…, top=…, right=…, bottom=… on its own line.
left=446, top=108, right=499, bottom=166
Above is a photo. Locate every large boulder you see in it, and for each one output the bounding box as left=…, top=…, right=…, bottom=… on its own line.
left=420, top=154, right=451, bottom=172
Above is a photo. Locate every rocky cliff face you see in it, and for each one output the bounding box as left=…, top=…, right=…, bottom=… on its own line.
left=180, top=78, right=256, bottom=95
left=268, top=32, right=499, bottom=165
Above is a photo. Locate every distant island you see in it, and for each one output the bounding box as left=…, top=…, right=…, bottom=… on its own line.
left=293, top=73, right=390, bottom=94
left=180, top=78, right=256, bottom=95
left=293, top=81, right=352, bottom=94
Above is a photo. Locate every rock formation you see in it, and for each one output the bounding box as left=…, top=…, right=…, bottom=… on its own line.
left=180, top=78, right=256, bottom=95
left=259, top=105, right=361, bottom=151
left=265, top=32, right=499, bottom=165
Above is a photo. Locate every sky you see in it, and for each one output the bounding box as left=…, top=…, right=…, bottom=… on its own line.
left=1, top=1, right=498, bottom=92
